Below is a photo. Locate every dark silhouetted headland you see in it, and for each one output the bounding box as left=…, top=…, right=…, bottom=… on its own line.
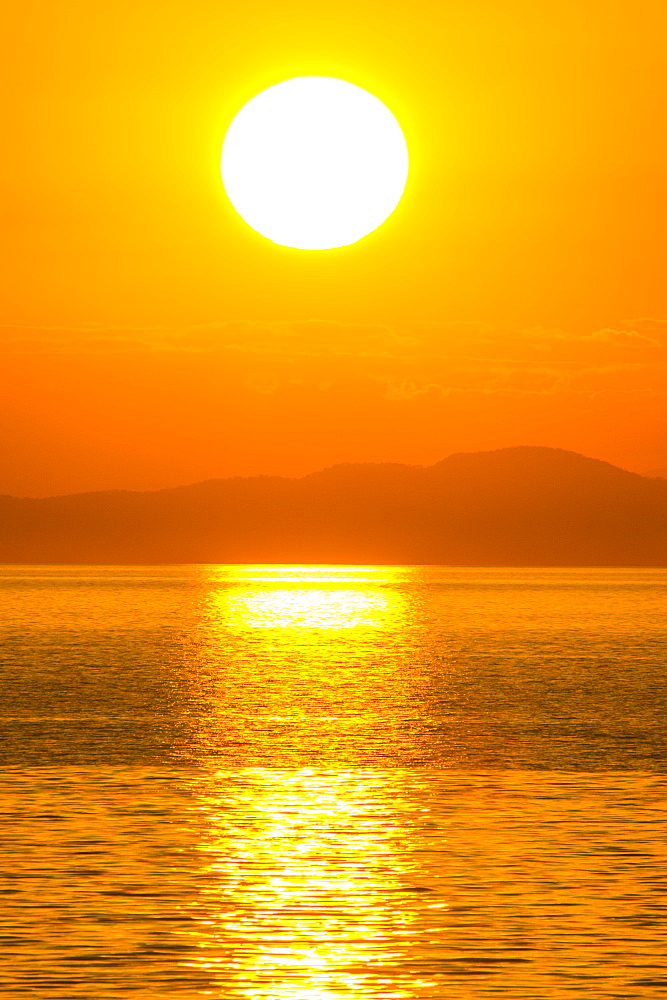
left=1, top=447, right=666, bottom=565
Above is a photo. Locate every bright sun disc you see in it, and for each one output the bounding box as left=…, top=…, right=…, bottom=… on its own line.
left=221, top=77, right=409, bottom=250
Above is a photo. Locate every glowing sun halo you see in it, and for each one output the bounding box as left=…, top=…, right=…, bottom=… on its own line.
left=221, top=77, right=409, bottom=250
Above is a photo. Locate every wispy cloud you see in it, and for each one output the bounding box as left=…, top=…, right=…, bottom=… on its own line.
left=1, top=318, right=665, bottom=400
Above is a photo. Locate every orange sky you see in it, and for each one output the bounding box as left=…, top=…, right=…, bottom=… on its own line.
left=2, top=0, right=667, bottom=495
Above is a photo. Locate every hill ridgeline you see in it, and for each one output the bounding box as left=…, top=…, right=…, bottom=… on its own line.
left=1, top=447, right=666, bottom=565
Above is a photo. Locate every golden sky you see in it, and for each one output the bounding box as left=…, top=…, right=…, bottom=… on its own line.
left=2, top=0, right=666, bottom=495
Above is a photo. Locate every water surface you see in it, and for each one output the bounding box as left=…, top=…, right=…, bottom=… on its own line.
left=1, top=566, right=666, bottom=997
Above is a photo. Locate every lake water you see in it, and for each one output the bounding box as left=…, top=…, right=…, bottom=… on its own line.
left=1, top=566, right=666, bottom=998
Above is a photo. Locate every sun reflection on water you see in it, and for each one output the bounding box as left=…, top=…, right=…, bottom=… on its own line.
left=179, top=568, right=437, bottom=995
left=181, top=564, right=430, bottom=770
left=221, top=587, right=393, bottom=630
left=180, top=767, right=438, bottom=999
left=185, top=565, right=421, bottom=767
left=204, top=565, right=410, bottom=632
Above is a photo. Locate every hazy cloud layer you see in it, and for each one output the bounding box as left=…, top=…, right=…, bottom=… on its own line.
left=2, top=318, right=665, bottom=399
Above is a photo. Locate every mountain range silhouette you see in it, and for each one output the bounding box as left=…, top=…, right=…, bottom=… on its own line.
left=1, top=447, right=666, bottom=565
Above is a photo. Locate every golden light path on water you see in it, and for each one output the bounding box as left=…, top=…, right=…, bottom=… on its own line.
left=208, top=565, right=407, bottom=629
left=185, top=566, right=435, bottom=998
left=192, top=565, right=418, bottom=766
left=182, top=769, right=439, bottom=999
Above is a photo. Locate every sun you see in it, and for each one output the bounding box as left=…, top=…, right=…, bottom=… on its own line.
left=221, top=77, right=409, bottom=250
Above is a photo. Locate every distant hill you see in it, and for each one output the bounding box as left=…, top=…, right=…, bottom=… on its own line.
left=1, top=447, right=666, bottom=565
